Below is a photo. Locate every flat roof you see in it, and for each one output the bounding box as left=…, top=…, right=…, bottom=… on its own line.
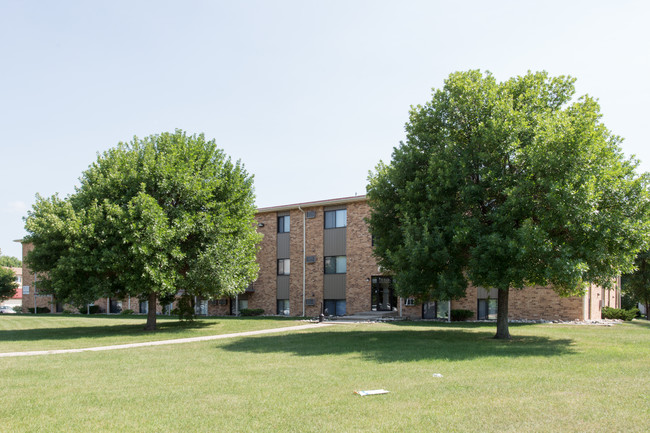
left=257, top=195, right=367, bottom=213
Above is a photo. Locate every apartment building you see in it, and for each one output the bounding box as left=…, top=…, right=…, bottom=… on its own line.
left=19, top=195, right=620, bottom=320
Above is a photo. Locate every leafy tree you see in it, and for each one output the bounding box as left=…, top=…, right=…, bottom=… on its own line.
left=0, top=267, right=18, bottom=302
left=0, top=255, right=21, bottom=267
left=25, top=130, right=261, bottom=330
left=367, top=70, right=649, bottom=339
left=622, top=251, right=650, bottom=319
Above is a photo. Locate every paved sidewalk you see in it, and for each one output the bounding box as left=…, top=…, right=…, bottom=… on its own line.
left=0, top=322, right=332, bottom=358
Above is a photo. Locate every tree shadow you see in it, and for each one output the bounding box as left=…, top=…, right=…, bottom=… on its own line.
left=220, top=323, right=576, bottom=363
left=0, top=318, right=213, bottom=344
left=629, top=318, right=650, bottom=329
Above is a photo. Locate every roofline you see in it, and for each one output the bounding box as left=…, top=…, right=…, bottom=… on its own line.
left=257, top=195, right=367, bottom=213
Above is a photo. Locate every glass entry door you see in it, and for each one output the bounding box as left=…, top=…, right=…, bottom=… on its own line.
left=371, top=276, right=397, bottom=311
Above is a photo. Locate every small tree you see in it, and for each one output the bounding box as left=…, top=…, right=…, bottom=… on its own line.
left=0, top=267, right=18, bottom=302
left=622, top=251, right=650, bottom=319
left=25, top=130, right=261, bottom=330
left=368, top=70, right=650, bottom=339
left=0, top=255, right=21, bottom=267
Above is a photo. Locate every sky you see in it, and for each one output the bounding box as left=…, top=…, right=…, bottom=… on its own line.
left=1, top=0, right=649, bottom=259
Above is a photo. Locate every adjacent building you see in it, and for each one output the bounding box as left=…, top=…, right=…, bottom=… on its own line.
left=19, top=195, right=620, bottom=320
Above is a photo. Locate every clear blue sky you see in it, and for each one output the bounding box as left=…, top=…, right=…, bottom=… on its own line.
left=1, top=0, right=648, bottom=259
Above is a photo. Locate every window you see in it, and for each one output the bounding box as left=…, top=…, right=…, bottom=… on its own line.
left=278, top=215, right=290, bottom=233
left=277, top=259, right=290, bottom=275
left=405, top=297, right=416, bottom=306
left=195, top=300, right=208, bottom=315
left=139, top=300, right=148, bottom=314
left=277, top=299, right=290, bottom=316
left=324, top=300, right=346, bottom=316
left=22, top=285, right=29, bottom=295
left=324, top=209, right=347, bottom=229
left=324, top=256, right=346, bottom=274
left=477, top=298, right=497, bottom=320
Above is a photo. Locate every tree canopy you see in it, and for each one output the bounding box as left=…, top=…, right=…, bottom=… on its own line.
left=0, top=267, right=18, bottom=302
left=367, top=70, right=649, bottom=338
left=0, top=255, right=21, bottom=267
left=622, top=250, right=650, bottom=319
left=25, top=130, right=261, bottom=330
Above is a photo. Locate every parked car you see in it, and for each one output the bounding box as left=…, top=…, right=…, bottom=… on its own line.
left=0, top=305, right=17, bottom=314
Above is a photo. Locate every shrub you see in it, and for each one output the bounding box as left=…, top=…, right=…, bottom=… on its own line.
left=172, top=295, right=195, bottom=322
left=77, top=305, right=101, bottom=314
left=602, top=306, right=639, bottom=321
left=120, top=309, right=134, bottom=315
left=451, top=309, right=474, bottom=321
left=13, top=306, right=23, bottom=313
left=62, top=309, right=75, bottom=315
left=240, top=308, right=264, bottom=317
left=27, top=307, right=51, bottom=314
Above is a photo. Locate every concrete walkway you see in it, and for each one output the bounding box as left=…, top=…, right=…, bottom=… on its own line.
left=0, top=322, right=332, bottom=358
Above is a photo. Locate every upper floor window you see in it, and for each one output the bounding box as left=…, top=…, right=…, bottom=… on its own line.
left=278, top=259, right=290, bottom=275
left=324, top=256, right=346, bottom=274
left=324, top=209, right=346, bottom=229
left=278, top=215, right=290, bottom=233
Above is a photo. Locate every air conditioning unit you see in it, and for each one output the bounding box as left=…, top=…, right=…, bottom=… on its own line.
left=306, top=211, right=316, bottom=219
left=306, top=298, right=315, bottom=306
left=305, top=255, right=316, bottom=263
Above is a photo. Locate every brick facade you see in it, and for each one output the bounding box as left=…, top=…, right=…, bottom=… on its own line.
left=19, top=196, right=621, bottom=321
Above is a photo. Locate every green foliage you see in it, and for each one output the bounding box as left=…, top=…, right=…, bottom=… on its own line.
left=0, top=255, right=21, bottom=267
left=367, top=70, right=650, bottom=338
left=24, top=130, right=261, bottom=330
left=76, top=305, right=101, bottom=314
left=451, top=309, right=474, bottom=321
left=13, top=306, right=23, bottom=313
left=239, top=308, right=264, bottom=316
left=601, top=306, right=639, bottom=321
left=621, top=250, right=650, bottom=319
left=119, top=309, right=134, bottom=315
left=0, top=267, right=18, bottom=302
left=171, top=294, right=195, bottom=322
left=27, top=307, right=51, bottom=314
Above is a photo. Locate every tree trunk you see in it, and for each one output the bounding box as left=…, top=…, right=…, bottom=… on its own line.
left=494, top=287, right=511, bottom=339
left=144, top=292, right=157, bottom=331
left=645, top=302, right=649, bottom=320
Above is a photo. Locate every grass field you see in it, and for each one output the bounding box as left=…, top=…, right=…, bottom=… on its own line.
left=1, top=316, right=648, bottom=432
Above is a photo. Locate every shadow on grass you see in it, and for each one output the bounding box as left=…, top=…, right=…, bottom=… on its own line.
left=629, top=318, right=650, bottom=329
left=220, top=323, right=576, bottom=363
left=0, top=318, right=213, bottom=343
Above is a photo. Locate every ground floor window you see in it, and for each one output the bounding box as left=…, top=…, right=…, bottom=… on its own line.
left=477, top=298, right=497, bottom=320
left=195, top=299, right=208, bottom=315
left=55, top=302, right=63, bottom=313
left=277, top=299, right=290, bottom=316
left=324, top=299, right=346, bottom=316
left=422, top=301, right=449, bottom=320
left=139, top=300, right=148, bottom=314
left=110, top=299, right=122, bottom=314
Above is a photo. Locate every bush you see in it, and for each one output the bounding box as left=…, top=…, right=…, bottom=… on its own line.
left=172, top=295, right=195, bottom=322
left=27, top=307, right=51, bottom=314
left=13, top=306, right=23, bottom=313
left=120, top=309, right=134, bottom=315
left=62, top=309, right=75, bottom=315
left=451, top=309, right=474, bottom=321
left=240, top=308, right=264, bottom=317
left=77, top=305, right=101, bottom=314
left=602, top=306, right=639, bottom=321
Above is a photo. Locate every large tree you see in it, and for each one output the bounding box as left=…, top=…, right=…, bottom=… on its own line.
left=622, top=250, right=650, bottom=319
left=0, top=255, right=21, bottom=267
left=367, top=70, right=649, bottom=339
left=25, top=130, right=261, bottom=330
left=0, top=267, right=18, bottom=302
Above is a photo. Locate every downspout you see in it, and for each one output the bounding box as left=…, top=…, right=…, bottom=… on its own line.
left=298, top=205, right=306, bottom=317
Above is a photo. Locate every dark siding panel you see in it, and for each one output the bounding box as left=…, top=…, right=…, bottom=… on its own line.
left=277, top=233, right=290, bottom=258
left=324, top=274, right=346, bottom=298
left=323, top=228, right=346, bottom=256
left=277, top=276, right=290, bottom=299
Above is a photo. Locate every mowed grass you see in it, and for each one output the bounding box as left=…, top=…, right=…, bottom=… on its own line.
left=1, top=317, right=649, bottom=433
left=0, top=314, right=300, bottom=353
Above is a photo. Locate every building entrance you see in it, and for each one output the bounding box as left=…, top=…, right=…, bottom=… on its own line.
left=371, top=276, right=397, bottom=312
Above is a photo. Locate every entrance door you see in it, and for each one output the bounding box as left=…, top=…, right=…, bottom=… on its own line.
left=371, top=276, right=397, bottom=311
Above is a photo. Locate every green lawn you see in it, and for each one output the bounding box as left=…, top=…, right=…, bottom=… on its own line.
left=0, top=314, right=300, bottom=353
left=1, top=316, right=648, bottom=433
